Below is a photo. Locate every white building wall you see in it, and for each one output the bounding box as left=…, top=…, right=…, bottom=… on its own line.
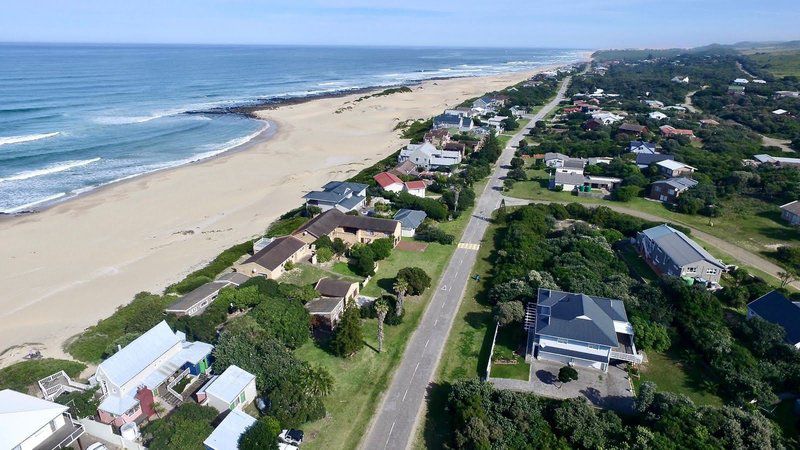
left=19, top=413, right=65, bottom=450
left=538, top=335, right=610, bottom=360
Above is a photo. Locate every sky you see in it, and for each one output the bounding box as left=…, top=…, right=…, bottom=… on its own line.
left=1, top=0, right=799, bottom=49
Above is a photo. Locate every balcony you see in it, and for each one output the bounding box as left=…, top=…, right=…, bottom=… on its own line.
left=33, top=415, right=84, bottom=450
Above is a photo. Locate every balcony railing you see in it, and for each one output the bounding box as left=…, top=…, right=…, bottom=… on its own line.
left=610, top=351, right=643, bottom=364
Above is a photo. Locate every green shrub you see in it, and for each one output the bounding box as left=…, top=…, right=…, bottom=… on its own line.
left=0, top=359, right=86, bottom=392
left=396, top=267, right=432, bottom=295
left=316, top=247, right=334, bottom=263
left=166, top=241, right=252, bottom=294
left=267, top=216, right=309, bottom=238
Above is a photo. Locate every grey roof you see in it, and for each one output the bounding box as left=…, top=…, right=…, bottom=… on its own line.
left=636, top=153, right=673, bottom=166
left=781, top=200, right=800, bottom=215
left=433, top=113, right=461, bottom=126
left=305, top=296, right=344, bottom=315
left=618, top=123, right=647, bottom=133
left=553, top=171, right=587, bottom=186
left=338, top=194, right=366, bottom=210
left=653, top=177, right=698, bottom=191
left=315, top=278, right=356, bottom=298
left=218, top=272, right=250, bottom=286
left=304, top=181, right=367, bottom=203
left=166, top=281, right=231, bottom=313
left=394, top=209, right=427, bottom=230
left=563, top=158, right=587, bottom=170
left=748, top=290, right=800, bottom=345
left=628, top=141, right=656, bottom=152
left=294, top=209, right=399, bottom=238
left=535, top=289, right=625, bottom=347
left=544, top=152, right=569, bottom=162
left=243, top=236, right=307, bottom=271
left=640, top=224, right=726, bottom=269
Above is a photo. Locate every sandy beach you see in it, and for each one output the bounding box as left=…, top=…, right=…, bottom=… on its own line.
left=0, top=65, right=569, bottom=367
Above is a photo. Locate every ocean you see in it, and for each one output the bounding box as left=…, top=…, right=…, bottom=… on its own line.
left=0, top=44, right=583, bottom=213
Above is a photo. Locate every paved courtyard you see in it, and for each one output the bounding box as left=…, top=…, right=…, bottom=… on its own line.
left=490, top=359, right=636, bottom=413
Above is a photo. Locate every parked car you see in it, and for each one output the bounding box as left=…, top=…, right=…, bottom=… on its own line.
left=279, top=429, right=304, bottom=446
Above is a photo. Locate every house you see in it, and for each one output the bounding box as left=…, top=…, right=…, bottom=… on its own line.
left=531, top=289, right=642, bottom=372
left=635, top=153, right=674, bottom=169
left=754, top=154, right=800, bottom=168
left=510, top=105, right=527, bottom=117
left=617, top=123, right=648, bottom=136
left=550, top=171, right=621, bottom=192
left=198, top=365, right=257, bottom=413
left=699, top=119, right=719, bottom=127
left=628, top=141, right=657, bottom=154
left=303, top=181, right=368, bottom=213
left=306, top=278, right=361, bottom=328
left=432, top=113, right=462, bottom=129
left=659, top=125, right=695, bottom=139
left=166, top=280, right=234, bottom=317
left=472, top=95, right=503, bottom=111
left=780, top=200, right=800, bottom=226
left=234, top=236, right=313, bottom=280
left=459, top=117, right=475, bottom=132
left=582, top=118, right=604, bottom=130
left=403, top=180, right=426, bottom=198
left=733, top=78, right=749, bottom=84
left=544, top=152, right=570, bottom=168
left=95, top=321, right=214, bottom=427
left=775, top=91, right=800, bottom=99
left=773, top=109, right=788, bottom=116
left=591, top=111, right=624, bottom=125
left=423, top=128, right=450, bottom=147
left=671, top=76, right=689, bottom=84
left=728, top=85, right=746, bottom=95
left=644, top=99, right=665, bottom=109
left=747, top=291, right=800, bottom=348
left=648, top=111, right=668, bottom=121
left=663, top=105, right=686, bottom=112
left=752, top=79, right=767, bottom=84
left=218, top=272, right=251, bottom=286
left=373, top=172, right=404, bottom=192
left=588, top=156, right=613, bottom=165
left=649, top=177, right=698, bottom=203
left=656, top=159, right=696, bottom=177
left=636, top=224, right=726, bottom=285
left=1, top=389, right=84, bottom=450
left=203, top=409, right=256, bottom=450
left=394, top=209, right=427, bottom=237
left=557, top=158, right=588, bottom=175
left=293, top=208, right=401, bottom=246
left=485, top=116, right=507, bottom=133
left=391, top=160, right=418, bottom=177
left=443, top=141, right=467, bottom=154
left=398, top=142, right=462, bottom=170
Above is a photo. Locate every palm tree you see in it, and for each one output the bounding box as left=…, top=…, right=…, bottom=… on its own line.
left=375, top=300, right=389, bottom=353
left=301, top=365, right=334, bottom=397
left=778, top=270, right=795, bottom=288
left=393, top=279, right=409, bottom=317
left=152, top=401, right=166, bottom=419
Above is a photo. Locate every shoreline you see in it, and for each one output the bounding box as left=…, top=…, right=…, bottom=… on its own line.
left=0, top=60, right=584, bottom=369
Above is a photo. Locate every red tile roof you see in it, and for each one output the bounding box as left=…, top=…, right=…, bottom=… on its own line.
left=404, top=180, right=426, bottom=190
left=373, top=171, right=403, bottom=188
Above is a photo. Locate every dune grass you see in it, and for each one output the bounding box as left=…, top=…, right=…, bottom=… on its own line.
left=0, top=359, right=86, bottom=393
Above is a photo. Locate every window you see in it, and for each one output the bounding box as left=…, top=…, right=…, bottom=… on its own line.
left=706, top=268, right=718, bottom=274
left=686, top=267, right=697, bottom=273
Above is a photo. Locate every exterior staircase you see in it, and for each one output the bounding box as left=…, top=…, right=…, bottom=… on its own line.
left=523, top=301, right=537, bottom=331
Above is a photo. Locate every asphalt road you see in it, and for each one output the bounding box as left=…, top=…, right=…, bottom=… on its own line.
left=360, top=77, right=572, bottom=450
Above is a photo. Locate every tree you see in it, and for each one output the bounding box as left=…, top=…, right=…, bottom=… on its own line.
left=146, top=403, right=217, bottom=450
left=330, top=301, right=364, bottom=357
left=510, top=157, right=525, bottom=169
left=249, top=297, right=310, bottom=349
left=396, top=267, right=432, bottom=296
left=778, top=270, right=795, bottom=288
left=369, top=238, right=394, bottom=261
left=375, top=299, right=389, bottom=353
left=558, top=366, right=578, bottom=385
left=239, top=416, right=280, bottom=450
left=612, top=185, right=640, bottom=202
left=392, top=278, right=409, bottom=317
left=352, top=252, right=376, bottom=277
left=316, top=247, right=334, bottom=263
left=632, top=318, right=671, bottom=352
left=493, top=301, right=524, bottom=326
left=331, top=238, right=348, bottom=255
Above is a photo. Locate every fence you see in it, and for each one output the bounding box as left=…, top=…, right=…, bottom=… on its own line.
left=79, top=418, right=147, bottom=450
left=483, top=322, right=500, bottom=380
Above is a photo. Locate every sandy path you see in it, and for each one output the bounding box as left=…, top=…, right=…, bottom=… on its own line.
left=0, top=66, right=573, bottom=368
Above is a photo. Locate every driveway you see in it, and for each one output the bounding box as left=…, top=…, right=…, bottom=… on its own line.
left=490, top=359, right=635, bottom=414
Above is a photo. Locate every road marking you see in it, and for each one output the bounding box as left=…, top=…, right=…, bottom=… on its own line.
left=425, top=339, right=430, bottom=348
left=434, top=318, right=438, bottom=326
left=384, top=422, right=396, bottom=450
left=457, top=242, right=480, bottom=251
left=402, top=387, right=410, bottom=402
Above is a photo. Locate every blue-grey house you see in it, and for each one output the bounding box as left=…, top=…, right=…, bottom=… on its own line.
left=393, top=209, right=427, bottom=237
left=747, top=290, right=800, bottom=349
left=529, top=289, right=641, bottom=372
left=303, top=181, right=368, bottom=213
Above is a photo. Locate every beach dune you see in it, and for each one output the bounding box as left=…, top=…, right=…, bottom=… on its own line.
left=0, top=69, right=555, bottom=367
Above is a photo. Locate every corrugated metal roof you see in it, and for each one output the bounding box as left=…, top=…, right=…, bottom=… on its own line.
left=535, top=289, right=621, bottom=347
left=206, top=365, right=255, bottom=404
left=748, top=291, right=800, bottom=345
left=640, top=224, right=725, bottom=268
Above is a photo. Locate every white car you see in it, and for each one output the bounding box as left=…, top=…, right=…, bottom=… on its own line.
left=86, top=444, right=109, bottom=450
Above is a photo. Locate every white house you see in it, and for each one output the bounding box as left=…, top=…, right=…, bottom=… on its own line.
left=203, top=409, right=257, bottom=450
left=531, top=289, right=642, bottom=372
left=591, top=111, right=624, bottom=125
left=398, top=142, right=462, bottom=170
left=656, top=159, right=696, bottom=177
left=733, top=78, right=749, bottom=84
left=95, top=321, right=214, bottom=427
left=648, top=111, right=668, bottom=121
left=671, top=76, right=689, bottom=84
left=543, top=152, right=569, bottom=168
left=394, top=209, right=427, bottom=237
left=752, top=79, right=767, bottom=84
left=628, top=140, right=657, bottom=154
left=485, top=116, right=507, bottom=132
left=403, top=180, right=426, bottom=197
left=198, top=365, right=257, bottom=414
left=1, top=389, right=84, bottom=450
left=773, top=109, right=788, bottom=116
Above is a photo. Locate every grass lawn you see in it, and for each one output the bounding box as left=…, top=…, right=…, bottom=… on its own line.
left=280, top=262, right=363, bottom=287
left=330, top=261, right=362, bottom=279
left=507, top=168, right=800, bottom=280
left=489, top=325, right=530, bottom=381
left=617, top=243, right=659, bottom=282
left=632, top=350, right=723, bottom=407
left=0, top=359, right=86, bottom=393
left=293, top=197, right=479, bottom=449
left=748, top=50, right=800, bottom=78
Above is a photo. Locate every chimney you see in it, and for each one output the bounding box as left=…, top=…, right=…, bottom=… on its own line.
left=117, top=344, right=122, bottom=352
